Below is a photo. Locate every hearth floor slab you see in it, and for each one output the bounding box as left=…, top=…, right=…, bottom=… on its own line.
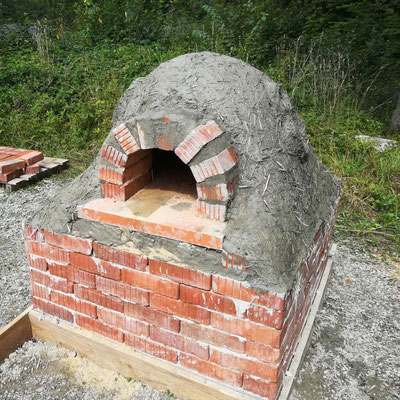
left=78, top=187, right=225, bottom=250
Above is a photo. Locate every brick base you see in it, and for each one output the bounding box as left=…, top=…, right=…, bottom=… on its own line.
left=24, top=211, right=335, bottom=399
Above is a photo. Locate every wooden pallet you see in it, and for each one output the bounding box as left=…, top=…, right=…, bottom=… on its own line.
left=1, top=157, right=68, bottom=192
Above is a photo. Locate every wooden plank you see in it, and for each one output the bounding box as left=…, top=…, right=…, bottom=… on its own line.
left=0, top=306, right=33, bottom=363
left=29, top=310, right=261, bottom=400
left=278, top=247, right=335, bottom=400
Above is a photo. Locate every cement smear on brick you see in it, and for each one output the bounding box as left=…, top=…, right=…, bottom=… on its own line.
left=28, top=52, right=340, bottom=292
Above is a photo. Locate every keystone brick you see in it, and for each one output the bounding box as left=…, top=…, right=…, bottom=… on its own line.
left=96, top=276, right=149, bottom=305
left=122, top=268, right=179, bottom=299
left=26, top=240, right=70, bottom=264
left=43, top=231, right=92, bottom=255
left=93, top=243, right=147, bottom=271
left=125, top=333, right=178, bottom=363
left=180, top=321, right=245, bottom=354
left=51, top=291, right=97, bottom=318
left=180, top=285, right=236, bottom=316
left=113, top=123, right=140, bottom=155
left=175, top=121, right=224, bottom=164
left=242, top=375, right=280, bottom=399
left=75, top=285, right=123, bottom=313
left=180, top=353, right=243, bottom=387
left=190, top=147, right=237, bottom=183
left=101, top=171, right=151, bottom=201
left=150, top=293, right=210, bottom=325
left=32, top=297, right=74, bottom=323
left=150, top=326, right=209, bottom=360
left=211, top=313, right=282, bottom=348
left=149, top=259, right=211, bottom=290
left=67, top=266, right=96, bottom=288
left=97, top=308, right=150, bottom=337
left=210, top=349, right=279, bottom=382
left=124, top=302, right=180, bottom=333
left=76, top=314, right=123, bottom=343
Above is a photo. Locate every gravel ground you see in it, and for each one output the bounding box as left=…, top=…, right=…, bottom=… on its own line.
left=1, top=176, right=399, bottom=399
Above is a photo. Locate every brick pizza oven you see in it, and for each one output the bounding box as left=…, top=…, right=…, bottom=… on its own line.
left=24, top=52, right=340, bottom=399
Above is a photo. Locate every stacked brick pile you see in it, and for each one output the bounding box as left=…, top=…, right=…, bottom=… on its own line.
left=0, top=146, right=43, bottom=182
left=25, top=211, right=334, bottom=399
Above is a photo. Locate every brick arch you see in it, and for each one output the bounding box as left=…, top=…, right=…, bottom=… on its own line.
left=99, top=120, right=238, bottom=222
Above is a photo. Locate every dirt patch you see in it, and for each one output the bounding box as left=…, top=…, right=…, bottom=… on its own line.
left=0, top=340, right=178, bottom=400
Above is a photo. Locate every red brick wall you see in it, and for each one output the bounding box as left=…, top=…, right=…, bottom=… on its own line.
left=24, top=212, right=335, bottom=399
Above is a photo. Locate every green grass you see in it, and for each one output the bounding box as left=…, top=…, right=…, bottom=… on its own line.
left=1, top=30, right=399, bottom=256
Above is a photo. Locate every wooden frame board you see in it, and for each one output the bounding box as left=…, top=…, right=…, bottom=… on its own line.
left=0, top=253, right=334, bottom=400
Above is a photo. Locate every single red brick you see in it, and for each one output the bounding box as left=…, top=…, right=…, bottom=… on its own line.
left=93, top=243, right=147, bottom=271
left=150, top=293, right=210, bottom=325
left=27, top=254, right=47, bottom=271
left=32, top=297, right=74, bottom=323
left=70, top=252, right=97, bottom=274
left=124, top=302, right=180, bottom=333
left=19, top=150, right=43, bottom=165
left=29, top=269, right=50, bottom=287
left=51, top=291, right=97, bottom=318
left=243, top=375, right=280, bottom=399
left=246, top=340, right=282, bottom=364
left=211, top=313, right=281, bottom=348
left=245, top=305, right=284, bottom=329
left=180, top=353, right=243, bottom=387
left=122, top=269, right=179, bottom=299
left=31, top=282, right=51, bottom=301
left=197, top=201, right=227, bottom=222
left=96, top=276, right=149, bottom=305
left=49, top=276, right=74, bottom=294
left=212, top=275, right=287, bottom=311
left=210, top=349, right=279, bottom=382
left=125, top=333, right=178, bottom=363
left=76, top=314, right=123, bottom=343
left=180, top=321, right=245, bottom=354
left=25, top=163, right=40, bottom=174
left=75, top=285, right=123, bottom=313
left=180, top=285, right=236, bottom=316
left=149, top=259, right=211, bottom=290
left=100, top=145, right=127, bottom=168
left=26, top=240, right=70, bottom=264
left=67, top=266, right=96, bottom=288
left=150, top=326, right=209, bottom=360
left=43, top=231, right=92, bottom=255
left=24, top=226, right=44, bottom=242
left=97, top=308, right=150, bottom=337
left=48, top=262, right=68, bottom=279
left=102, top=171, right=151, bottom=201
left=0, top=169, right=23, bottom=182
left=0, top=159, right=25, bottom=173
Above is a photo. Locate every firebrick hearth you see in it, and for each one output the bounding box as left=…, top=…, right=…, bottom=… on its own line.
left=24, top=52, right=340, bottom=399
